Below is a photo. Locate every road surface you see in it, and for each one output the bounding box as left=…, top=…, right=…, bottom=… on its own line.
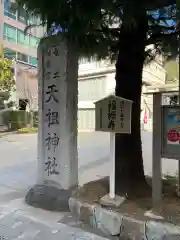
left=0, top=131, right=177, bottom=239
left=0, top=131, right=178, bottom=202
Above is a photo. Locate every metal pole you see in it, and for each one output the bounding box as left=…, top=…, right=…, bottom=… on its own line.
left=152, top=92, right=162, bottom=213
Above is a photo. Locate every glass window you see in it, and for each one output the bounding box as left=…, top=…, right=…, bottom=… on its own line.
left=28, top=16, right=39, bottom=25
left=29, top=35, right=39, bottom=48
left=17, top=29, right=29, bottom=47
left=4, top=0, right=16, bottom=20
left=3, top=23, right=17, bottom=43
left=29, top=56, right=37, bottom=66
left=17, top=8, right=28, bottom=24
left=79, top=57, right=96, bottom=64
left=3, top=48, right=16, bottom=59
left=17, top=52, right=28, bottom=63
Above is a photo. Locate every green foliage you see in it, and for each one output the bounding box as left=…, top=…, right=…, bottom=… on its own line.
left=12, top=0, right=179, bottom=63
left=0, top=58, right=15, bottom=92
left=17, top=127, right=38, bottom=134
left=12, top=0, right=117, bottom=60
left=165, top=60, right=179, bottom=83
left=2, top=110, right=38, bottom=130
left=164, top=173, right=178, bottom=187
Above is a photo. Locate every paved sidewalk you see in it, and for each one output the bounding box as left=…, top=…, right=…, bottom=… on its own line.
left=0, top=199, right=110, bottom=240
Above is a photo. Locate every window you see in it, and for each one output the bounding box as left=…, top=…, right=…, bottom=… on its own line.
left=17, top=8, right=28, bottom=24
left=4, top=48, right=16, bottom=59
left=17, top=52, right=28, bottom=63
left=3, top=23, right=17, bottom=43
left=29, top=56, right=37, bottom=66
left=28, top=16, right=39, bottom=25
left=17, top=29, right=29, bottom=47
left=29, top=35, right=39, bottom=48
left=4, top=0, right=16, bottom=20
left=78, top=77, right=106, bottom=101
left=79, top=57, right=97, bottom=64
left=3, top=47, right=38, bottom=66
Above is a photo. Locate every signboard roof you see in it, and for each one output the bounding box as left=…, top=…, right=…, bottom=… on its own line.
left=94, top=94, right=133, bottom=104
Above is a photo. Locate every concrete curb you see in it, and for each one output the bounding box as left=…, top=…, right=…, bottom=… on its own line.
left=69, top=197, right=180, bottom=239
left=0, top=131, right=17, bottom=137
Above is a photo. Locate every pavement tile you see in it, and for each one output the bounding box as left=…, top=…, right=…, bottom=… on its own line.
left=0, top=208, right=111, bottom=240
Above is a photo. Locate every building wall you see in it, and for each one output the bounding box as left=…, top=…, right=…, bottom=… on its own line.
left=78, top=59, right=166, bottom=131
left=0, top=1, right=4, bottom=42
left=12, top=58, right=166, bottom=131
left=0, top=0, right=45, bottom=66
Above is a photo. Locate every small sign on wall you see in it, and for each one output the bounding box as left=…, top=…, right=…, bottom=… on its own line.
left=94, top=95, right=132, bottom=133
left=161, top=105, right=180, bottom=159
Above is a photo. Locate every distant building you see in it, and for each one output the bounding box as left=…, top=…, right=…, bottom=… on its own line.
left=12, top=61, right=38, bottom=111
left=0, top=0, right=44, bottom=110
left=0, top=0, right=45, bottom=66
left=78, top=58, right=166, bottom=131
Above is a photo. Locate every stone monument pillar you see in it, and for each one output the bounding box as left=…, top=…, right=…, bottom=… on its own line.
left=26, top=36, right=79, bottom=211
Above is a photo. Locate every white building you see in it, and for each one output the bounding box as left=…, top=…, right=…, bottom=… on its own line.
left=11, top=57, right=166, bottom=132
left=78, top=58, right=166, bottom=131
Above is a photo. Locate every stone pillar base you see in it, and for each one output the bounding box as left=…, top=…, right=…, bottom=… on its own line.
left=25, top=184, right=75, bottom=211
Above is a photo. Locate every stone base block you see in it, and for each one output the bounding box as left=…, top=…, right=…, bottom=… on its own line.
left=25, top=184, right=73, bottom=211
left=69, top=197, right=123, bottom=236
left=100, top=194, right=125, bottom=208
left=146, top=221, right=180, bottom=240
left=144, top=210, right=164, bottom=220
left=69, top=197, right=180, bottom=239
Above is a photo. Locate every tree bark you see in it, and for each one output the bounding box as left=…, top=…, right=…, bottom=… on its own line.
left=115, top=9, right=150, bottom=198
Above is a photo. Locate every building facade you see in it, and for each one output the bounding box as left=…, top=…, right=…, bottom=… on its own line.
left=77, top=58, right=167, bottom=131
left=0, top=0, right=44, bottom=110
left=0, top=0, right=44, bottom=65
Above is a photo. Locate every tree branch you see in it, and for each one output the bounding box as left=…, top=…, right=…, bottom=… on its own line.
left=148, top=16, right=176, bottom=21
left=96, top=26, right=120, bottom=38
left=149, top=24, right=177, bottom=31
left=146, top=30, right=179, bottom=45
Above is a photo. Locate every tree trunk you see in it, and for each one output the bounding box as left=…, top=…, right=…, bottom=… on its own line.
left=115, top=9, right=150, bottom=198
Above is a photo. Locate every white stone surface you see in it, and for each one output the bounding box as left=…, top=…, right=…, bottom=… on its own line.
left=0, top=210, right=111, bottom=240
left=146, top=221, right=180, bottom=239
left=100, top=194, right=125, bottom=208
left=69, top=197, right=124, bottom=236
left=69, top=197, right=180, bottom=239
left=144, top=210, right=164, bottom=220
left=0, top=198, right=111, bottom=240
left=37, top=36, right=78, bottom=189
left=94, top=206, right=123, bottom=236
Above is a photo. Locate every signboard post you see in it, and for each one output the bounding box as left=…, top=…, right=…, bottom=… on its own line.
left=94, top=95, right=132, bottom=206
left=109, top=132, right=115, bottom=199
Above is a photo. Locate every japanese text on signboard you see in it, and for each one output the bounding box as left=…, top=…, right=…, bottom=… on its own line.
left=43, top=46, right=60, bottom=176
left=108, top=100, right=116, bottom=130
left=119, top=101, right=124, bottom=128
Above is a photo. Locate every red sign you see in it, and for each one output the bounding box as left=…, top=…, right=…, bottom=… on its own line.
left=168, top=130, right=179, bottom=142
left=144, top=111, right=147, bottom=124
